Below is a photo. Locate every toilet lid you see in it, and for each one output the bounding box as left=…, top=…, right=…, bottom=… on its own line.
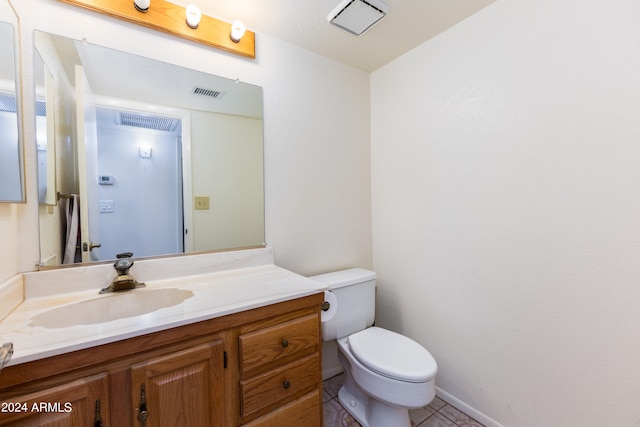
left=348, top=327, right=437, bottom=383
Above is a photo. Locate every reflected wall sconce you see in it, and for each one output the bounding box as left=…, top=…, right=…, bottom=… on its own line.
left=58, top=0, right=255, bottom=58
left=230, top=20, right=246, bottom=43
left=139, top=145, right=152, bottom=158
left=133, top=0, right=149, bottom=13
left=185, top=4, right=201, bottom=29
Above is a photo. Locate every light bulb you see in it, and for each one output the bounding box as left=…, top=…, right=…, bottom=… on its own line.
left=186, top=4, right=201, bottom=29
left=230, top=20, right=246, bottom=43
left=133, top=0, right=150, bottom=13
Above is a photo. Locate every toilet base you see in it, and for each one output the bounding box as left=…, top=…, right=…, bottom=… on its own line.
left=338, top=377, right=412, bottom=427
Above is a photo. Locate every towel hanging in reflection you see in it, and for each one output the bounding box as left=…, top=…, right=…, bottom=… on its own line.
left=62, top=194, right=81, bottom=264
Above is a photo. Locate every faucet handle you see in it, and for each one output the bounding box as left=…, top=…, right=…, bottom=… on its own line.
left=116, top=252, right=134, bottom=259
left=114, top=258, right=134, bottom=275
left=114, top=252, right=135, bottom=275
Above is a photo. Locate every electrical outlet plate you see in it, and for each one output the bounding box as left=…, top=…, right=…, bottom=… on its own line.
left=195, top=196, right=210, bottom=210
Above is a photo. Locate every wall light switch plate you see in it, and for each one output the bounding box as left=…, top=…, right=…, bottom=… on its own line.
left=195, top=196, right=210, bottom=210
left=99, top=200, right=114, bottom=213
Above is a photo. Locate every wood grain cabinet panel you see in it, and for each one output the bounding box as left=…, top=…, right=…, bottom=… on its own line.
left=239, top=313, right=319, bottom=373
left=0, top=373, right=108, bottom=427
left=241, top=390, right=321, bottom=427
left=130, top=339, right=225, bottom=427
left=240, top=353, right=319, bottom=418
left=238, top=307, right=322, bottom=425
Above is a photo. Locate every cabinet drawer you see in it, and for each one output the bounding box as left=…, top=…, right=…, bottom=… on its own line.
left=240, top=353, right=320, bottom=418
left=239, top=313, right=319, bottom=372
left=241, top=390, right=321, bottom=427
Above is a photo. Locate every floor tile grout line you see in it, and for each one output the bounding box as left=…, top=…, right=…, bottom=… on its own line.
left=322, top=373, right=484, bottom=427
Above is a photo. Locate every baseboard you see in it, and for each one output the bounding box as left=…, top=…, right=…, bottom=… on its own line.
left=436, top=387, right=505, bottom=427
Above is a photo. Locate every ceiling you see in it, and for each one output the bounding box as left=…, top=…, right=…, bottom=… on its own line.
left=170, top=0, right=497, bottom=72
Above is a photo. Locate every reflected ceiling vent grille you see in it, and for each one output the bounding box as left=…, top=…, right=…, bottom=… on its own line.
left=0, top=93, right=17, bottom=113
left=115, top=111, right=179, bottom=132
left=328, top=0, right=389, bottom=36
left=36, top=101, right=47, bottom=117
left=192, top=86, right=225, bottom=99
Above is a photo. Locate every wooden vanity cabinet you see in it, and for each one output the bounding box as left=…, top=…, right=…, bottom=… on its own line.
left=0, top=373, right=109, bottom=426
left=129, top=338, right=226, bottom=427
left=238, top=310, right=322, bottom=426
left=0, top=293, right=323, bottom=427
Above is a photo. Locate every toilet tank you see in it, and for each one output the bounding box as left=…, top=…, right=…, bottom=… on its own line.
left=309, top=268, right=376, bottom=341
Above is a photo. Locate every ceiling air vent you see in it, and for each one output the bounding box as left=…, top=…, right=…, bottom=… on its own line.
left=1, top=94, right=46, bottom=116
left=192, top=86, right=225, bottom=99
left=36, top=101, right=47, bottom=117
left=328, top=0, right=389, bottom=36
left=0, top=93, right=16, bottom=113
left=116, top=111, right=179, bottom=132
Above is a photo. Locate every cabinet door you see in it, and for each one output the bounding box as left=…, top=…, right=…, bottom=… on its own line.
left=130, top=339, right=224, bottom=427
left=0, top=372, right=108, bottom=427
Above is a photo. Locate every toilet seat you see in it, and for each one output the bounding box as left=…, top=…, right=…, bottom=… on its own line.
left=348, top=327, right=437, bottom=383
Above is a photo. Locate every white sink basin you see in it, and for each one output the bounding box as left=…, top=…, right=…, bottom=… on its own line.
left=29, top=288, right=194, bottom=329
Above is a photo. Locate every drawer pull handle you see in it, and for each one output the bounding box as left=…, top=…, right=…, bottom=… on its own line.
left=283, top=380, right=291, bottom=389
left=281, top=339, right=289, bottom=348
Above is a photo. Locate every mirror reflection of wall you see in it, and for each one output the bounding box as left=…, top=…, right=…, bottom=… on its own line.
left=35, top=51, right=56, bottom=205
left=0, top=17, right=24, bottom=203
left=35, top=31, right=265, bottom=268
left=35, top=31, right=79, bottom=266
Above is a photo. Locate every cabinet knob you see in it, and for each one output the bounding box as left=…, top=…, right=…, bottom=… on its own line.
left=138, top=410, right=149, bottom=424
left=283, top=380, right=291, bottom=389
left=281, top=339, right=289, bottom=348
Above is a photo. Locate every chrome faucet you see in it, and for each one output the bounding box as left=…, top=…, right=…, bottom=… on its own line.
left=0, top=342, right=13, bottom=372
left=100, top=252, right=145, bottom=294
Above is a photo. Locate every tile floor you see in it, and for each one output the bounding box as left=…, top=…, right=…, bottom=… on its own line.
left=323, top=373, right=485, bottom=427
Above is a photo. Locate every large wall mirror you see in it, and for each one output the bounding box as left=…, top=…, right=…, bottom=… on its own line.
left=36, top=31, right=265, bottom=267
left=0, top=8, right=25, bottom=203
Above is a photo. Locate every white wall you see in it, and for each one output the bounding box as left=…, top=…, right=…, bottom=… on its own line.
left=97, top=126, right=183, bottom=259
left=191, top=111, right=264, bottom=251
left=371, top=0, right=640, bottom=425
left=5, top=0, right=372, bottom=276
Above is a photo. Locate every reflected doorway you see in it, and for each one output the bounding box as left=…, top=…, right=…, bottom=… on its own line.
left=93, top=105, right=185, bottom=260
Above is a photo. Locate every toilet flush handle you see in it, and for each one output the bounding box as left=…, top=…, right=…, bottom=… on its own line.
left=321, top=301, right=331, bottom=311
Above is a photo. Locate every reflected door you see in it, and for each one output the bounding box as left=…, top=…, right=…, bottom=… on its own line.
left=76, top=64, right=102, bottom=262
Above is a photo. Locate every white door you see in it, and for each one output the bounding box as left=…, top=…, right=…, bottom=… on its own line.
left=75, top=65, right=101, bottom=262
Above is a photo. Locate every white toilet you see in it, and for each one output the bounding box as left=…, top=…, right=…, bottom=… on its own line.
left=310, top=268, right=437, bottom=427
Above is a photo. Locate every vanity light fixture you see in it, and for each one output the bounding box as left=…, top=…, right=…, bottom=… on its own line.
left=133, top=0, right=150, bottom=13
left=58, top=0, right=256, bottom=58
left=230, top=20, right=246, bottom=43
left=185, top=4, right=201, bottom=29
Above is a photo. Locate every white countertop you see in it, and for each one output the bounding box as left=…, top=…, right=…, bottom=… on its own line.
left=0, top=249, right=328, bottom=366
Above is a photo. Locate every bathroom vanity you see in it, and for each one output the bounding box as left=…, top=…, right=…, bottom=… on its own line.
left=0, top=248, right=326, bottom=426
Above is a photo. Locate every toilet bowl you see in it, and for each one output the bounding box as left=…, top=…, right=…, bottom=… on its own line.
left=337, top=328, right=437, bottom=427
left=310, top=269, right=438, bottom=427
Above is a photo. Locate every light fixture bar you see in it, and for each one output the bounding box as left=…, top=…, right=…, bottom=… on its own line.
left=57, top=0, right=255, bottom=58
